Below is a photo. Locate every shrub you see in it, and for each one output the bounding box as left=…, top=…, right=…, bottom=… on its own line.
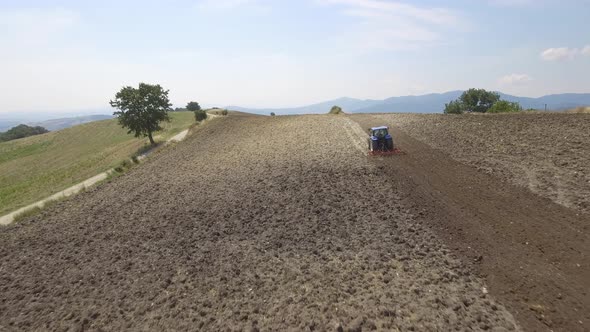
left=114, top=159, right=134, bottom=173
left=488, top=100, right=523, bottom=113
left=194, top=110, right=208, bottom=122
left=221, top=109, right=228, bottom=116
left=270, top=112, right=276, bottom=116
left=444, top=100, right=465, bottom=114
left=329, top=106, right=343, bottom=114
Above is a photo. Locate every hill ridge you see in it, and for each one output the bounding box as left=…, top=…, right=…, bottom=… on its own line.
left=229, top=91, right=590, bottom=115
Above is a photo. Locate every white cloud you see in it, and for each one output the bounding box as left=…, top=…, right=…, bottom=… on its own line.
left=498, top=73, right=532, bottom=85
left=318, top=0, right=461, bottom=50
left=540, top=45, right=590, bottom=61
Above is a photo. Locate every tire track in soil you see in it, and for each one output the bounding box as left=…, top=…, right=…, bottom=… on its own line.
left=0, top=114, right=520, bottom=331
left=350, top=114, right=589, bottom=332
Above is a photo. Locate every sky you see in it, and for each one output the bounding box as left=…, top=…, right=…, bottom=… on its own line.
left=0, top=0, right=589, bottom=114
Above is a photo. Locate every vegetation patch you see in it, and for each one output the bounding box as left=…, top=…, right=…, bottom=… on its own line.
left=444, top=88, right=524, bottom=114
left=488, top=100, right=523, bottom=113
left=0, top=112, right=194, bottom=216
left=329, top=105, right=344, bottom=114
left=0, top=124, right=49, bottom=142
left=194, top=110, right=208, bottom=122
left=12, top=197, right=66, bottom=223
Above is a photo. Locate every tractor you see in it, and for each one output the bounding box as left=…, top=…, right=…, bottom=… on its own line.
left=367, top=126, right=404, bottom=156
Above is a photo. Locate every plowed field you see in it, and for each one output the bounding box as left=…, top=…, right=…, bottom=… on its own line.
left=1, top=112, right=588, bottom=331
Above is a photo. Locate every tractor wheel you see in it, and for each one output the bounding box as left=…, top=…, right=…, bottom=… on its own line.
left=387, top=138, right=394, bottom=150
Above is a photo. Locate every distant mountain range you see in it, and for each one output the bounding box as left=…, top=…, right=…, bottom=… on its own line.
left=0, top=114, right=113, bottom=132
left=228, top=91, right=590, bottom=115
left=1, top=91, right=589, bottom=132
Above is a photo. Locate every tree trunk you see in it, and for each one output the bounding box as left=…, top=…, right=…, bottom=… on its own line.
left=148, top=131, right=155, bottom=146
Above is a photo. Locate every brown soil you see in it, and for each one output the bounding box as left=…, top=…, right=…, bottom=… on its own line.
left=1, top=114, right=520, bottom=331
left=351, top=113, right=590, bottom=332
left=363, top=113, right=590, bottom=214
left=0, top=112, right=587, bottom=331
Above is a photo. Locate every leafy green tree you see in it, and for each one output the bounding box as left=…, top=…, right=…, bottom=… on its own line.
left=488, top=100, right=523, bottom=113
left=270, top=112, right=276, bottom=116
left=443, top=100, right=465, bottom=114
left=0, top=124, right=49, bottom=142
left=186, top=101, right=201, bottom=112
left=110, top=83, right=172, bottom=146
left=194, top=110, right=207, bottom=122
left=329, top=106, right=343, bottom=114
left=459, top=88, right=500, bottom=113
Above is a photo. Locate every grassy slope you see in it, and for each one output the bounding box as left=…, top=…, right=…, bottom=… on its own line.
left=0, top=112, right=194, bottom=215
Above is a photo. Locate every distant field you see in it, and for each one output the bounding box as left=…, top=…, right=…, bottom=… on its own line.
left=0, top=112, right=194, bottom=216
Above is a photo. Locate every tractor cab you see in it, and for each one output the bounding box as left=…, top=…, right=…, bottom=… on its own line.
left=367, top=126, right=404, bottom=156
left=369, top=126, right=391, bottom=140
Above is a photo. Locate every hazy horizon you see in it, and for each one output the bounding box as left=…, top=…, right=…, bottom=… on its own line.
left=1, top=0, right=589, bottom=114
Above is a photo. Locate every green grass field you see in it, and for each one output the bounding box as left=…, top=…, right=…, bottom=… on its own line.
left=0, top=112, right=194, bottom=216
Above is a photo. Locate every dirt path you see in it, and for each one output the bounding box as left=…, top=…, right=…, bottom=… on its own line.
left=0, top=114, right=520, bottom=331
left=0, top=119, right=206, bottom=226
left=351, top=114, right=590, bottom=332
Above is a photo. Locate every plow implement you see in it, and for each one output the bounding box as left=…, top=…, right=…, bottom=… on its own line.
left=368, top=148, right=405, bottom=156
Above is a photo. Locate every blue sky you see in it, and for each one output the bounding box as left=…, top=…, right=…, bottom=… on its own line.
left=0, top=0, right=589, bottom=113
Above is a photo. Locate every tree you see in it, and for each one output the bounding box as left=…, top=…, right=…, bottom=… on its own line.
left=329, top=105, right=343, bottom=114
left=110, top=83, right=172, bottom=146
left=186, top=101, right=201, bottom=112
left=0, top=124, right=49, bottom=142
left=270, top=112, right=276, bottom=116
left=459, top=88, right=500, bottom=113
left=443, top=100, right=465, bottom=114
left=488, top=100, right=523, bottom=113
left=194, top=110, right=207, bottom=122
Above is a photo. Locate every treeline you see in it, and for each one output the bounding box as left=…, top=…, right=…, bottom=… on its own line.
left=444, top=88, right=527, bottom=114
left=0, top=124, right=49, bottom=142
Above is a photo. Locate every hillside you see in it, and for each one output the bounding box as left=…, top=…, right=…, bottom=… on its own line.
left=28, top=114, right=114, bottom=131
left=230, top=91, right=590, bottom=114
left=0, top=112, right=194, bottom=216
left=0, top=111, right=112, bottom=132
left=1, top=112, right=588, bottom=331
